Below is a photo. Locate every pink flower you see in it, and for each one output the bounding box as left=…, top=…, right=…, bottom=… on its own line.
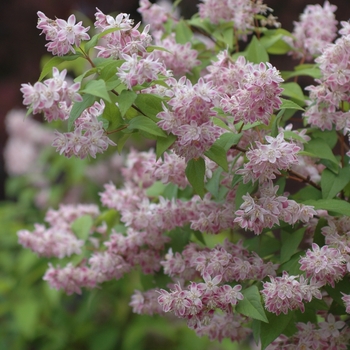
left=299, top=243, right=346, bottom=287
left=37, top=12, right=90, bottom=56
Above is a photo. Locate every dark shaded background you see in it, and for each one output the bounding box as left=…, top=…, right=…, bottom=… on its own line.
left=1, top=0, right=350, bottom=200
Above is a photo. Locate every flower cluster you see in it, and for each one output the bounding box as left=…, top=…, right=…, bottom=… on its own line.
left=117, top=52, right=169, bottom=89
left=198, top=0, right=269, bottom=40
left=157, top=77, right=224, bottom=161
left=20, top=67, right=82, bottom=122
left=285, top=1, right=338, bottom=60
left=299, top=243, right=346, bottom=287
left=52, top=100, right=116, bottom=159
left=4, top=109, right=52, bottom=176
left=267, top=314, right=350, bottom=350
left=303, top=20, right=350, bottom=139
left=215, top=56, right=284, bottom=125
left=37, top=12, right=90, bottom=56
left=152, top=33, right=200, bottom=77
left=94, top=9, right=152, bottom=59
left=138, top=0, right=174, bottom=31
left=234, top=182, right=317, bottom=235
left=17, top=204, right=100, bottom=259
left=261, top=271, right=323, bottom=315
left=236, top=132, right=301, bottom=183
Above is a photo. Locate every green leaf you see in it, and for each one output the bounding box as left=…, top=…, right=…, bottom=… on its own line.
left=302, top=199, right=350, bottom=216
left=280, top=228, right=305, bottom=264
left=311, top=128, right=338, bottom=149
left=236, top=285, right=268, bottom=323
left=280, top=82, right=305, bottom=105
left=81, top=79, right=111, bottom=102
left=260, top=311, right=295, bottom=349
left=68, top=94, right=96, bottom=131
left=204, top=143, right=228, bottom=171
left=245, top=36, right=269, bottom=63
left=185, top=157, right=205, bottom=198
left=39, top=57, right=64, bottom=81
left=245, top=234, right=280, bottom=258
left=282, top=65, right=321, bottom=80
left=134, top=94, right=164, bottom=121
left=292, top=185, right=322, bottom=201
left=214, top=132, right=243, bottom=151
left=127, top=116, right=167, bottom=137
left=283, top=130, right=308, bottom=143
left=97, top=59, right=121, bottom=90
left=321, top=167, right=350, bottom=199
left=146, top=181, right=167, bottom=198
left=116, top=133, right=130, bottom=153
left=192, top=230, right=206, bottom=245
left=205, top=167, right=223, bottom=199
left=280, top=98, right=304, bottom=111
left=146, top=45, right=172, bottom=53
left=260, top=29, right=293, bottom=55
left=83, top=32, right=99, bottom=53
left=71, top=215, right=93, bottom=240
left=156, top=134, right=177, bottom=159
left=117, top=90, right=138, bottom=117
left=271, top=110, right=285, bottom=137
left=324, top=278, right=350, bottom=306
left=252, top=319, right=261, bottom=346
left=175, top=19, right=193, bottom=44
left=39, top=54, right=82, bottom=81
left=300, top=137, right=338, bottom=173
left=14, top=298, right=40, bottom=338
left=102, top=100, right=124, bottom=131
left=278, top=252, right=302, bottom=276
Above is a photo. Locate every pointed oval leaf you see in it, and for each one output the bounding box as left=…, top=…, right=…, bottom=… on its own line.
left=185, top=157, right=205, bottom=198
left=321, top=167, right=350, bottom=199
left=236, top=285, right=268, bottom=323
left=127, top=116, right=167, bottom=137
left=260, top=311, right=295, bottom=350
left=81, top=79, right=111, bottom=102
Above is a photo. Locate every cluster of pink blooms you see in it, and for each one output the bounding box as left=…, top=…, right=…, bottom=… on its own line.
left=303, top=20, right=350, bottom=151
left=157, top=77, right=224, bottom=161
left=152, top=33, right=201, bottom=77
left=4, top=109, right=53, bottom=176
left=138, top=1, right=200, bottom=77
left=236, top=132, right=301, bottom=184
left=198, top=0, right=269, bottom=40
left=138, top=0, right=174, bottom=31
left=299, top=243, right=346, bottom=287
left=161, top=239, right=278, bottom=283
left=261, top=271, right=323, bottom=315
left=52, top=100, right=116, bottom=159
left=130, top=238, right=277, bottom=338
left=267, top=314, right=350, bottom=349
left=205, top=54, right=284, bottom=125
left=17, top=204, right=100, bottom=259
left=117, top=52, right=170, bottom=89
left=234, top=181, right=317, bottom=235
left=94, top=8, right=152, bottom=59
left=37, top=11, right=90, bottom=56
left=147, top=239, right=275, bottom=341
left=285, top=1, right=338, bottom=61
left=20, top=67, right=82, bottom=122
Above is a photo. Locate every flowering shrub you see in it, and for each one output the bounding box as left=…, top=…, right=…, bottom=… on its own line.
left=16, top=0, right=350, bottom=348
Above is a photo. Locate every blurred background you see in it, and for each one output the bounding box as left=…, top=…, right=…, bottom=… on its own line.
left=1, top=1, right=350, bottom=349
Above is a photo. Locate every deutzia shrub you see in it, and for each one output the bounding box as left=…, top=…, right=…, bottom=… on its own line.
left=16, top=0, right=350, bottom=348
